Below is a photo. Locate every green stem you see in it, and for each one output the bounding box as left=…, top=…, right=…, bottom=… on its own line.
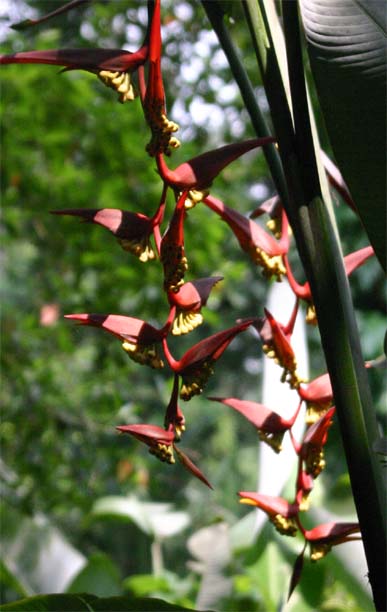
left=213, top=0, right=385, bottom=607
left=281, top=4, right=386, bottom=608
left=201, top=0, right=289, bottom=209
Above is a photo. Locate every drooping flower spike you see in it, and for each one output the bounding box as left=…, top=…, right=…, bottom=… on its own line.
left=167, top=276, right=223, bottom=336
left=52, top=205, right=165, bottom=262
left=0, top=46, right=149, bottom=103
left=253, top=305, right=302, bottom=389
left=11, top=0, right=90, bottom=31
left=239, top=492, right=299, bottom=536
left=157, top=137, right=276, bottom=192
left=285, top=246, right=374, bottom=324
left=116, top=423, right=212, bottom=488
left=209, top=397, right=303, bottom=453
left=300, top=407, right=335, bottom=478
left=64, top=313, right=168, bottom=369
left=204, top=195, right=289, bottom=280
left=298, top=372, right=333, bottom=424
left=162, top=319, right=254, bottom=400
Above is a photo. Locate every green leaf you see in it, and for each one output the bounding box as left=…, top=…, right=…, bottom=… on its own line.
left=66, top=553, right=122, bottom=597
left=90, top=496, right=190, bottom=538
left=0, top=594, right=206, bottom=611
left=0, top=561, right=28, bottom=599
left=0, top=503, right=86, bottom=595
left=300, top=0, right=387, bottom=271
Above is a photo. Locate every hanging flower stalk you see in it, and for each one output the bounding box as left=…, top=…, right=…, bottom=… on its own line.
left=2, top=0, right=384, bottom=606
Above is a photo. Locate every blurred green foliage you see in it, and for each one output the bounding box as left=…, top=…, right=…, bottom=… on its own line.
left=0, top=1, right=383, bottom=610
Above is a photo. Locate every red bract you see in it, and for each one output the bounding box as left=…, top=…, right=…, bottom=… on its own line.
left=163, top=319, right=254, bottom=400
left=301, top=407, right=335, bottom=478
left=295, top=470, right=314, bottom=511
left=0, top=47, right=148, bottom=103
left=239, top=492, right=299, bottom=536
left=209, top=397, right=302, bottom=453
left=117, top=422, right=212, bottom=488
left=167, top=276, right=223, bottom=335
left=52, top=207, right=163, bottom=262
left=160, top=192, right=188, bottom=292
left=204, top=195, right=289, bottom=280
left=142, top=0, right=180, bottom=156
left=157, top=137, right=276, bottom=192
left=164, top=375, right=186, bottom=440
left=117, top=423, right=175, bottom=463
left=254, top=306, right=302, bottom=389
left=285, top=246, right=374, bottom=324
left=304, top=522, right=361, bottom=561
left=298, top=372, right=333, bottom=424
left=64, top=313, right=166, bottom=368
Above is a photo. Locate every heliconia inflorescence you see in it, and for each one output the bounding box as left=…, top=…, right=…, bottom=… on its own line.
left=3, top=0, right=377, bottom=599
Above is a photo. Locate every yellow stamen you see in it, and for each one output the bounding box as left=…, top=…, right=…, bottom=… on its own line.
left=98, top=70, right=136, bottom=103
left=310, top=543, right=331, bottom=561
left=149, top=442, right=175, bottom=464
left=305, top=401, right=331, bottom=425
left=247, top=246, right=286, bottom=281
left=184, top=189, right=209, bottom=210
left=306, top=304, right=318, bottom=325
left=118, top=237, right=156, bottom=262
left=172, top=311, right=203, bottom=336
left=122, top=341, right=164, bottom=369
left=258, top=430, right=285, bottom=453
left=270, top=514, right=298, bottom=536
left=180, top=360, right=215, bottom=401
left=161, top=243, right=188, bottom=292
left=305, top=448, right=326, bottom=478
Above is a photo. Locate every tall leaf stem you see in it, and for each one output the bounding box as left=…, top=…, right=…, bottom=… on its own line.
left=280, top=4, right=386, bottom=607
left=201, top=0, right=289, bottom=209
left=213, top=0, right=385, bottom=607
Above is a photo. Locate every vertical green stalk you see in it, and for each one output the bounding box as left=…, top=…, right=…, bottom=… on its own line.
left=205, top=0, right=386, bottom=607
left=201, top=0, right=289, bottom=209
left=280, top=4, right=386, bottom=607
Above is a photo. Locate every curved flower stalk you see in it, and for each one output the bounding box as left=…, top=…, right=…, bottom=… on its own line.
left=209, top=397, right=302, bottom=453
left=300, top=407, right=335, bottom=478
left=162, top=319, right=254, bottom=400
left=239, top=492, right=299, bottom=536
left=203, top=195, right=289, bottom=280
left=156, top=137, right=276, bottom=192
left=52, top=206, right=165, bottom=262
left=254, top=304, right=302, bottom=389
left=64, top=313, right=168, bottom=369
left=116, top=423, right=212, bottom=488
left=285, top=246, right=375, bottom=324
left=167, top=276, right=223, bottom=336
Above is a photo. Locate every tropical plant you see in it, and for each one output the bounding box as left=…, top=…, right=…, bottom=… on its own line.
left=1, top=0, right=385, bottom=610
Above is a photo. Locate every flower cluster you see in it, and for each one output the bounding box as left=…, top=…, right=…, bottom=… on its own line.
left=2, top=0, right=375, bottom=598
